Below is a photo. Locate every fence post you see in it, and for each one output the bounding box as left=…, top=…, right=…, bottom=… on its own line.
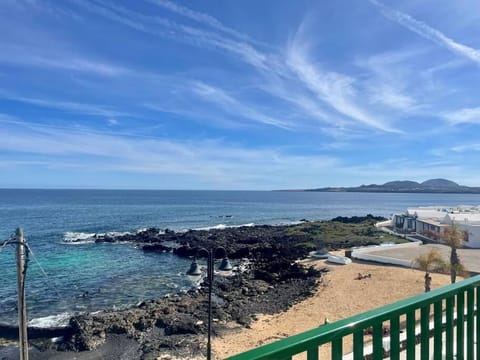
left=16, top=227, right=29, bottom=360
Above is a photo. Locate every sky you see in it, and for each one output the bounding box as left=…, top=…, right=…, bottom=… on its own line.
left=1, top=0, right=480, bottom=190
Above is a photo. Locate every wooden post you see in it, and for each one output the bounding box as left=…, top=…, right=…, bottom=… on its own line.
left=16, top=227, right=28, bottom=360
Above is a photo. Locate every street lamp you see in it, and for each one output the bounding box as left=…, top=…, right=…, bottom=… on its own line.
left=186, top=246, right=232, bottom=360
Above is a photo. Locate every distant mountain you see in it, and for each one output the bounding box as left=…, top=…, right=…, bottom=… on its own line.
left=421, top=179, right=460, bottom=188
left=305, top=178, right=480, bottom=193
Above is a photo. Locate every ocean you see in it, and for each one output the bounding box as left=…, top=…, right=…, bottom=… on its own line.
left=1, top=189, right=480, bottom=326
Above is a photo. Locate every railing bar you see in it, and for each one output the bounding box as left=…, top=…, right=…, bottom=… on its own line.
left=446, top=296, right=454, bottom=359
left=353, top=330, right=364, bottom=360
left=406, top=311, right=416, bottom=360
left=306, top=345, right=318, bottom=360
left=476, top=286, right=479, bottom=360
left=225, top=277, right=480, bottom=360
left=434, top=300, right=443, bottom=359
left=331, top=337, right=342, bottom=360
left=420, top=306, right=429, bottom=360
left=372, top=323, right=384, bottom=360
left=390, top=316, right=400, bottom=360
left=457, top=290, right=465, bottom=360
left=467, top=288, right=474, bottom=360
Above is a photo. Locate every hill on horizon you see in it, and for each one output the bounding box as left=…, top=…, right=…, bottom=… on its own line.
left=304, top=178, right=480, bottom=193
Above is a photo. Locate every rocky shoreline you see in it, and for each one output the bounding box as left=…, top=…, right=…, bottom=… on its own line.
left=0, top=215, right=398, bottom=359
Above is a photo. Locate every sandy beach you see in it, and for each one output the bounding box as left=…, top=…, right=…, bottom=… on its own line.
left=214, top=254, right=455, bottom=359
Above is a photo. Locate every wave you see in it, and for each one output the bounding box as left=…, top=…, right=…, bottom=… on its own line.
left=63, top=223, right=257, bottom=244
left=278, top=220, right=306, bottom=226
left=63, top=231, right=96, bottom=244
left=63, top=227, right=167, bottom=244
left=28, top=312, right=72, bottom=328
left=193, top=223, right=255, bottom=231
left=63, top=230, right=139, bottom=244
left=134, top=228, right=165, bottom=235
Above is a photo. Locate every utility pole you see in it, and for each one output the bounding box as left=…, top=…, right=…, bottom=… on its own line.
left=16, top=227, right=29, bottom=360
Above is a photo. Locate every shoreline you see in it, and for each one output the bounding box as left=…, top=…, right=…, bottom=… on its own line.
left=0, top=216, right=406, bottom=359
left=1, top=258, right=456, bottom=359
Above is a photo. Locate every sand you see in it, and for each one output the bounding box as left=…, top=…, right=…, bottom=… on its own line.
left=213, top=254, right=455, bottom=359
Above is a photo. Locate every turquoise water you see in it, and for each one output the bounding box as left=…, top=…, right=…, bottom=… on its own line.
left=1, top=189, right=480, bottom=325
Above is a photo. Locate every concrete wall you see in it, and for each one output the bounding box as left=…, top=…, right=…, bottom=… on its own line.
left=351, top=242, right=422, bottom=268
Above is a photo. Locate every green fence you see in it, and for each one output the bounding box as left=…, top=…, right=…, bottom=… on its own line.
left=226, top=275, right=480, bottom=360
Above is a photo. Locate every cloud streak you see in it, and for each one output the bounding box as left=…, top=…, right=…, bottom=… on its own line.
left=68, top=0, right=406, bottom=135
left=0, top=119, right=339, bottom=189
left=286, top=31, right=400, bottom=133
left=370, top=0, right=480, bottom=65
left=0, top=43, right=127, bottom=76
left=189, top=82, right=292, bottom=129
left=74, top=0, right=269, bottom=70
left=145, top=0, right=259, bottom=45
left=444, top=107, right=480, bottom=125
left=0, top=93, right=128, bottom=118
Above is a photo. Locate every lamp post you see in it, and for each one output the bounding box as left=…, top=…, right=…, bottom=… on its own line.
left=186, top=246, right=232, bottom=360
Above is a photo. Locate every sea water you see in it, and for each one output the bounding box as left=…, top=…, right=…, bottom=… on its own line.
left=1, top=189, right=480, bottom=326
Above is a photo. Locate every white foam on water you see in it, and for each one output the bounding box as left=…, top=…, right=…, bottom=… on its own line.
left=28, top=312, right=72, bottom=328
left=63, top=231, right=96, bottom=242
left=196, top=224, right=227, bottom=231
left=63, top=230, right=134, bottom=244
left=193, top=223, right=255, bottom=231
left=136, top=228, right=165, bottom=235
left=279, top=220, right=305, bottom=226
left=106, top=231, right=131, bottom=237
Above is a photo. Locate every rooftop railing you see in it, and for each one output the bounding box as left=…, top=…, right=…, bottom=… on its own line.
left=226, top=275, right=480, bottom=360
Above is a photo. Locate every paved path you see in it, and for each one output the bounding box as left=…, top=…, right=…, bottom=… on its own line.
left=365, top=244, right=480, bottom=274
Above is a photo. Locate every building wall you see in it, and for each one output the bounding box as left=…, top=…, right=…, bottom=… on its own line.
left=416, top=220, right=441, bottom=233
left=458, top=224, right=480, bottom=248
left=393, top=214, right=417, bottom=232
left=393, top=212, right=480, bottom=248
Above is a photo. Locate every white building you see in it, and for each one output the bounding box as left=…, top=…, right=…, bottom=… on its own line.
left=393, top=205, right=480, bottom=248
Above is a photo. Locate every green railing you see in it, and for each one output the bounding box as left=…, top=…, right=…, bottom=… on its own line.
left=226, top=275, right=480, bottom=360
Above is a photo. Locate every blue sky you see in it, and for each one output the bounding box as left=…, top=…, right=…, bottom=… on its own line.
left=1, top=0, right=480, bottom=189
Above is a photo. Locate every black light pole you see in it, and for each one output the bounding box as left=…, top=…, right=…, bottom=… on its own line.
left=186, top=247, right=232, bottom=360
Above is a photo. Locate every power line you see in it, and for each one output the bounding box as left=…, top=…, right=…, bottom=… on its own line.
left=24, top=243, right=62, bottom=298
left=1, top=234, right=61, bottom=298
left=0, top=234, right=16, bottom=252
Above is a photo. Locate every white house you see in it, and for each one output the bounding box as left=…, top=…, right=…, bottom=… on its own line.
left=393, top=205, right=480, bottom=248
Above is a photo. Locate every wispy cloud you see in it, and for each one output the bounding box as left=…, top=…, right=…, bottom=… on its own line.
left=0, top=159, right=51, bottom=168
left=286, top=30, right=400, bottom=133
left=444, top=107, right=480, bottom=125
left=450, top=143, right=480, bottom=152
left=5, top=1, right=429, bottom=138
left=189, top=82, right=292, bottom=129
left=72, top=0, right=269, bottom=70
left=11, top=0, right=84, bottom=21
left=0, top=93, right=128, bottom=118
left=356, top=49, right=419, bottom=112
left=145, top=0, right=259, bottom=45
left=256, top=77, right=338, bottom=127
left=370, top=0, right=480, bottom=65
left=0, top=43, right=127, bottom=76
left=0, top=119, right=339, bottom=189
left=369, top=86, right=415, bottom=110
left=67, top=1, right=405, bottom=135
